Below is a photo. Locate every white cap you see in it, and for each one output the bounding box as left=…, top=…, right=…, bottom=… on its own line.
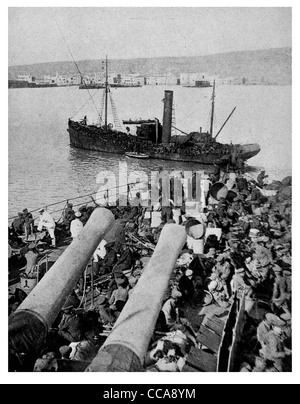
left=185, top=269, right=193, bottom=278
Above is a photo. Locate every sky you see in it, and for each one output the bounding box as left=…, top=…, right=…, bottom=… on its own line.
left=7, top=4, right=292, bottom=66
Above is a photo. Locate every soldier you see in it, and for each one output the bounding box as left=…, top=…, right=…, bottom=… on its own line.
left=255, top=253, right=272, bottom=283
left=272, top=265, right=291, bottom=314
left=178, top=269, right=195, bottom=305
left=252, top=356, right=267, bottom=372
left=62, top=202, right=75, bottom=232
left=23, top=208, right=34, bottom=239
left=257, top=313, right=285, bottom=349
left=37, top=208, right=56, bottom=247
left=257, top=170, right=269, bottom=187
left=161, top=289, right=182, bottom=328
left=260, top=326, right=292, bottom=372
left=231, top=268, right=255, bottom=298
left=24, top=243, right=39, bottom=277
left=70, top=211, right=84, bottom=240
left=57, top=294, right=84, bottom=344
left=12, top=212, right=25, bottom=235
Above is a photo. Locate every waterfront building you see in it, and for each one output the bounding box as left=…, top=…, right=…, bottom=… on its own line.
left=56, top=73, right=81, bottom=86
left=165, top=72, right=178, bottom=85
left=145, top=75, right=167, bottom=85
left=122, top=74, right=144, bottom=86
left=17, top=74, right=35, bottom=83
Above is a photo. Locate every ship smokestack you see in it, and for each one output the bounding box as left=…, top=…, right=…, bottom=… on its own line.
left=162, top=90, right=173, bottom=144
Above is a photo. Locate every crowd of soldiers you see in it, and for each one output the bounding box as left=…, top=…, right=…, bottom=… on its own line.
left=8, top=166, right=292, bottom=372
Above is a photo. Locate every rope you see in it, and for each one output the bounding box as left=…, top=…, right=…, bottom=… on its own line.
left=52, top=11, right=101, bottom=118
left=8, top=181, right=141, bottom=222
left=70, top=88, right=102, bottom=120
left=78, top=267, right=88, bottom=309
left=171, top=125, right=189, bottom=136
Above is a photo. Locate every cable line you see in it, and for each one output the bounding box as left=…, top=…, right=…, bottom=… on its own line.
left=52, top=11, right=100, bottom=118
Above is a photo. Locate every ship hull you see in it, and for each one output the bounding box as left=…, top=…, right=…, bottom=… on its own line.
left=68, top=123, right=260, bottom=166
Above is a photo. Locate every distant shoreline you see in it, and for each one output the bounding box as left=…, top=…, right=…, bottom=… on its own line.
left=8, top=47, right=292, bottom=87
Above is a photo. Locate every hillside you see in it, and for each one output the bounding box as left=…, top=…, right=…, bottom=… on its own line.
left=8, top=47, right=292, bottom=85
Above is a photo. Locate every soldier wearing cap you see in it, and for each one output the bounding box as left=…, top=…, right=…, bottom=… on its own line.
left=231, top=268, right=254, bottom=298
left=59, top=345, right=72, bottom=360
left=217, top=258, right=234, bottom=300
left=24, top=242, right=39, bottom=277
left=282, top=270, right=292, bottom=295
left=178, top=269, right=195, bottom=305
left=12, top=212, right=25, bottom=235
left=260, top=326, right=292, bottom=372
left=37, top=208, right=56, bottom=247
left=23, top=208, right=34, bottom=238
left=252, top=356, right=267, bottom=372
left=268, top=212, right=282, bottom=232
left=272, top=265, right=290, bottom=313
left=275, top=244, right=291, bottom=268
left=257, top=170, right=268, bottom=187
left=57, top=294, right=84, bottom=343
left=255, top=253, right=272, bottom=283
left=249, top=229, right=261, bottom=249
left=257, top=313, right=285, bottom=349
left=97, top=295, right=115, bottom=326
left=162, top=288, right=182, bottom=328
left=208, top=277, right=229, bottom=307
left=33, top=357, right=58, bottom=372
left=70, top=211, right=84, bottom=240
left=253, top=237, right=273, bottom=261
left=97, top=242, right=118, bottom=276
left=62, top=202, right=75, bottom=231
left=108, top=280, right=129, bottom=313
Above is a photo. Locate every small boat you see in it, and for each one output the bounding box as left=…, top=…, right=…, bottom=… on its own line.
left=125, top=152, right=150, bottom=159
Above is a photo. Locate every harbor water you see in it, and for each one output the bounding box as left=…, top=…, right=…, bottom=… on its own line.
left=8, top=84, right=292, bottom=219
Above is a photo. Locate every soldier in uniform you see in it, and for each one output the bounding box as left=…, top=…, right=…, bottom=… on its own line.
left=70, top=211, right=84, bottom=240
left=260, top=325, right=292, bottom=372
left=161, top=289, right=182, bottom=329
left=231, top=267, right=255, bottom=298
left=37, top=208, right=56, bottom=247
left=57, top=294, right=84, bottom=344
left=272, top=265, right=291, bottom=315
left=23, top=208, right=34, bottom=239
left=12, top=212, right=25, bottom=235
left=62, top=202, right=75, bottom=232
left=256, top=313, right=285, bottom=350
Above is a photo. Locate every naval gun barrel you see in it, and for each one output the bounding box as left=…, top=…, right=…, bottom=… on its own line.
left=86, top=223, right=187, bottom=372
left=9, top=208, right=115, bottom=361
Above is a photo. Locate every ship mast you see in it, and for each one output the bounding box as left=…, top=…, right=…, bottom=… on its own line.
left=104, top=55, right=108, bottom=131
left=210, top=79, right=216, bottom=138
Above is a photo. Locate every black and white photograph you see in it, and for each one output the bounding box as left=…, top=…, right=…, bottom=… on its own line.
left=4, top=1, right=297, bottom=385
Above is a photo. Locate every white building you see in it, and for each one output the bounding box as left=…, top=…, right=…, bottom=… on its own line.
left=179, top=73, right=190, bottom=86
left=43, top=74, right=57, bottom=84
left=165, top=72, right=178, bottom=85
left=122, top=74, right=144, bottom=86
left=17, top=75, right=35, bottom=83
left=56, top=74, right=81, bottom=86
left=180, top=72, right=210, bottom=86
left=145, top=75, right=166, bottom=85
